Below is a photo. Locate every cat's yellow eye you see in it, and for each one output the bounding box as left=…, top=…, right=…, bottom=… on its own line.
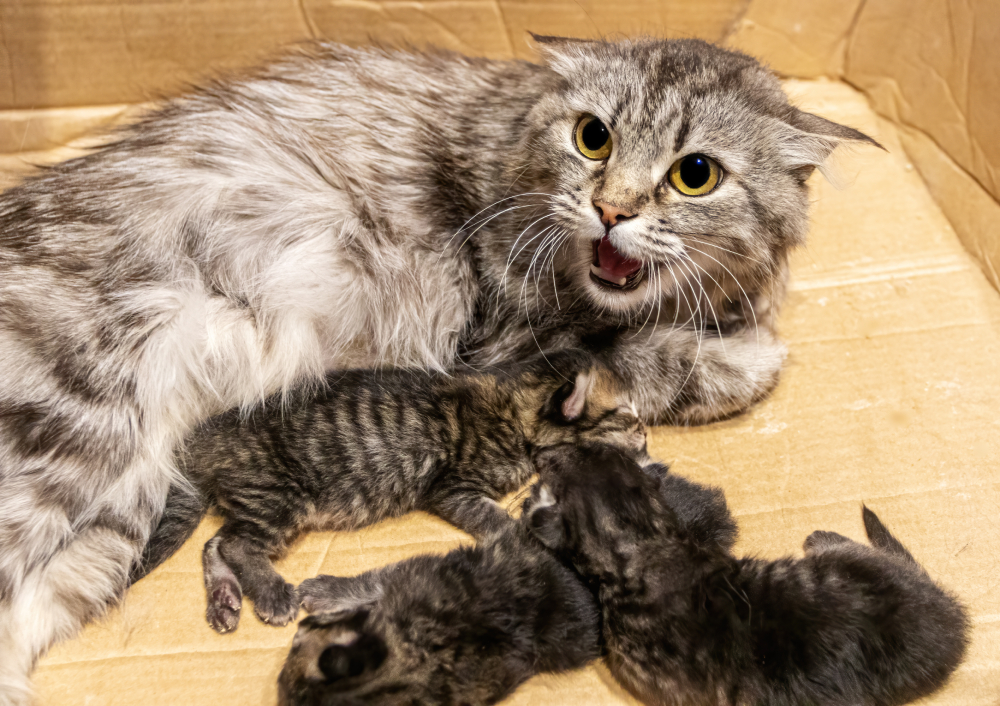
left=668, top=154, right=722, bottom=196
left=575, top=115, right=612, bottom=160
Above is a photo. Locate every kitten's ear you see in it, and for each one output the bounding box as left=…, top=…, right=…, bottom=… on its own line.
left=778, top=107, right=883, bottom=177
left=529, top=33, right=595, bottom=77
left=318, top=631, right=387, bottom=683
left=527, top=485, right=565, bottom=549
left=542, top=371, right=593, bottom=423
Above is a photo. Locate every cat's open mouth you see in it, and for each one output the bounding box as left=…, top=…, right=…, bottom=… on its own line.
left=590, top=235, right=645, bottom=291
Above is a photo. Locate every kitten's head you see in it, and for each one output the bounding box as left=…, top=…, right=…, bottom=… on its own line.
left=522, top=443, right=678, bottom=580
left=532, top=366, right=648, bottom=456
left=279, top=609, right=388, bottom=705
left=280, top=609, right=449, bottom=705
left=516, top=37, right=878, bottom=315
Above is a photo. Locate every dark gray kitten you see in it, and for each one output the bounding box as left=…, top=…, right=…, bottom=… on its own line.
left=139, top=355, right=644, bottom=633
left=280, top=522, right=600, bottom=706
left=525, top=445, right=970, bottom=706
left=0, top=35, right=876, bottom=699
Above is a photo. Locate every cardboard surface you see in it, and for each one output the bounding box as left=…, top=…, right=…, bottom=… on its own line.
left=7, top=78, right=995, bottom=705
left=725, top=0, right=861, bottom=78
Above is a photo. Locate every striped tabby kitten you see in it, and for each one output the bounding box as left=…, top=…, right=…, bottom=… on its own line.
left=0, top=36, right=875, bottom=699
left=525, top=445, right=969, bottom=706
left=152, top=355, right=643, bottom=632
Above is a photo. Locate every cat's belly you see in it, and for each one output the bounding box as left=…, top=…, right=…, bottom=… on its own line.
left=204, top=233, right=476, bottom=401
left=315, top=242, right=477, bottom=372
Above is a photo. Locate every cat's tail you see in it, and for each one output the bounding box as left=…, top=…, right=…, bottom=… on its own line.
left=862, top=505, right=918, bottom=565
left=128, top=481, right=206, bottom=584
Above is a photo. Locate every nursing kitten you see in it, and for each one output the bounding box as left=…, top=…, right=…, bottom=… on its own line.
left=158, top=354, right=644, bottom=633
left=280, top=521, right=600, bottom=706
left=525, top=445, right=969, bottom=706
left=0, top=36, right=876, bottom=700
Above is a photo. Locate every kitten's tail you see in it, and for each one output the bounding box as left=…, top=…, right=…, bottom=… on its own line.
left=128, top=481, right=207, bottom=584
left=862, top=505, right=917, bottom=565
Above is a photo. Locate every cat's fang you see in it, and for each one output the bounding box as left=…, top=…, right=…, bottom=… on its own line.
left=590, top=264, right=643, bottom=291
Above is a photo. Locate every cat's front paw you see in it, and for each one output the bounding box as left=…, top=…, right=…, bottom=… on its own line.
left=207, top=580, right=242, bottom=633
left=253, top=580, right=299, bottom=626
left=671, top=328, right=786, bottom=425
left=298, top=575, right=353, bottom=614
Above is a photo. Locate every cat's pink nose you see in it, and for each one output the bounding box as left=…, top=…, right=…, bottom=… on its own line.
left=593, top=201, right=637, bottom=228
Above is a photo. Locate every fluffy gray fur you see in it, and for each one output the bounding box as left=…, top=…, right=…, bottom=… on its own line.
left=0, top=36, right=874, bottom=701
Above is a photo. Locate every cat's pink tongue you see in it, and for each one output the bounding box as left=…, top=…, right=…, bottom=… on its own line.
left=594, top=234, right=642, bottom=281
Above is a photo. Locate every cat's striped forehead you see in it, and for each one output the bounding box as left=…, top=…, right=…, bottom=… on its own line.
left=540, top=37, right=787, bottom=167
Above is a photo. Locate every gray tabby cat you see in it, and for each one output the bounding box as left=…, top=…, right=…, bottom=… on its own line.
left=159, top=354, right=643, bottom=633
left=525, top=444, right=969, bottom=706
left=0, top=36, right=875, bottom=702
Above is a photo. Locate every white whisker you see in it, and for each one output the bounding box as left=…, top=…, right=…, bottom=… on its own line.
left=682, top=245, right=760, bottom=352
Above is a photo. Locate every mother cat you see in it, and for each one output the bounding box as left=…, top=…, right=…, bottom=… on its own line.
left=0, top=35, right=873, bottom=703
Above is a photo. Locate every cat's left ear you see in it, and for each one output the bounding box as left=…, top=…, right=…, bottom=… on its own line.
left=542, top=371, right=593, bottom=423
left=777, top=107, right=883, bottom=174
left=529, top=33, right=597, bottom=77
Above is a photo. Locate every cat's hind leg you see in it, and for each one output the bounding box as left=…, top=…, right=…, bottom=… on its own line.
left=0, top=525, right=139, bottom=706
left=202, top=536, right=242, bottom=633
left=803, top=530, right=855, bottom=555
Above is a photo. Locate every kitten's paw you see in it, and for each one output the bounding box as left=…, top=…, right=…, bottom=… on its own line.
left=804, top=530, right=854, bottom=555
left=298, top=575, right=354, bottom=614
left=253, top=581, right=299, bottom=626
left=207, top=581, right=242, bottom=633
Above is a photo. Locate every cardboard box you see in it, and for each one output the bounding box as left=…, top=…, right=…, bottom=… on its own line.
left=1, top=1, right=997, bottom=703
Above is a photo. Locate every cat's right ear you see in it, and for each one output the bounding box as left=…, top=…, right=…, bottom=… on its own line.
left=777, top=107, right=883, bottom=179
left=527, top=485, right=565, bottom=550
left=318, top=631, right=387, bottom=683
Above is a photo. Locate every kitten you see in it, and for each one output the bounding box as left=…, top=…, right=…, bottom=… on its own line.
left=525, top=445, right=970, bottom=706
left=0, top=36, right=876, bottom=700
left=280, top=521, right=601, bottom=706
left=154, top=354, right=644, bottom=633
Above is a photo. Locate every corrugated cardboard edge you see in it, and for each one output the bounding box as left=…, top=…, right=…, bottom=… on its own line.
left=895, top=125, right=1000, bottom=292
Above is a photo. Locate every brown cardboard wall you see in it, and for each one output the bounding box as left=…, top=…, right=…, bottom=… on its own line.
left=0, top=0, right=749, bottom=111
left=725, top=0, right=861, bottom=78
left=843, top=0, right=1000, bottom=297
